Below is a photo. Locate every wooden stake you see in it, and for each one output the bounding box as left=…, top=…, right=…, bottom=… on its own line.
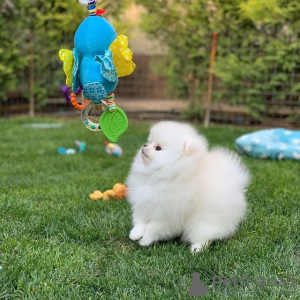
left=29, top=29, right=35, bottom=117
left=204, top=32, right=218, bottom=127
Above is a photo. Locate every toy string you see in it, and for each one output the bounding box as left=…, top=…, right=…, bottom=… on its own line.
left=88, top=0, right=97, bottom=16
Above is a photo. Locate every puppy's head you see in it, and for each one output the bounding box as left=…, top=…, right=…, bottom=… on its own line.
left=140, top=121, right=207, bottom=169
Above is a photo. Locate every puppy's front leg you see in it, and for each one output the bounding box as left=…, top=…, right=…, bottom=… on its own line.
left=130, top=214, right=148, bottom=241
left=130, top=223, right=147, bottom=241
left=139, top=221, right=162, bottom=247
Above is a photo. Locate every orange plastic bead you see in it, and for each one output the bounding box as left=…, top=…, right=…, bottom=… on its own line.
left=70, top=93, right=88, bottom=111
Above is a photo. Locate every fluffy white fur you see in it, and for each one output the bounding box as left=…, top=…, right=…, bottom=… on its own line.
left=126, top=121, right=250, bottom=252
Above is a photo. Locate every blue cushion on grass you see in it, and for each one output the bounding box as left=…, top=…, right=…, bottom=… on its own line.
left=235, top=128, right=300, bottom=160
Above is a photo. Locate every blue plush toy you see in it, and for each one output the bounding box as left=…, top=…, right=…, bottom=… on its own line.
left=59, top=0, right=135, bottom=142
left=73, top=15, right=118, bottom=105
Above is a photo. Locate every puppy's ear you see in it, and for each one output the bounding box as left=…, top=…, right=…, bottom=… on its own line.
left=182, top=138, right=196, bottom=156
left=183, top=136, right=207, bottom=156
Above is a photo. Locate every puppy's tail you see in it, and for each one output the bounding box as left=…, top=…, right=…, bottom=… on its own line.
left=210, top=147, right=251, bottom=190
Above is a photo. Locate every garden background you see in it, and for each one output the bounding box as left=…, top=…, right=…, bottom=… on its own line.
left=1, top=0, right=300, bottom=126
left=0, top=1, right=299, bottom=299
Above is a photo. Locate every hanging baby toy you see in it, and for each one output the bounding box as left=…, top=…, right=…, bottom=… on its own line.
left=59, top=0, right=135, bottom=142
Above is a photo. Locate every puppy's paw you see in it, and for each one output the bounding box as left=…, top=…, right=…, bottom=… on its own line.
left=139, top=236, right=154, bottom=247
left=190, top=241, right=211, bottom=253
left=129, top=225, right=146, bottom=241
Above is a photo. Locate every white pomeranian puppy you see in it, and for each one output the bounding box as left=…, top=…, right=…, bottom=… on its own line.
left=126, top=121, right=250, bottom=252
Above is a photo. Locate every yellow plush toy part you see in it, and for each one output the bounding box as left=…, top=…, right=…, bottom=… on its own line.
left=109, top=35, right=136, bottom=77
left=58, top=49, right=73, bottom=87
left=89, top=183, right=126, bottom=201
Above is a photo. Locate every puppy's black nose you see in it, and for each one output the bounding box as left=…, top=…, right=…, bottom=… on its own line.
left=143, top=144, right=148, bottom=148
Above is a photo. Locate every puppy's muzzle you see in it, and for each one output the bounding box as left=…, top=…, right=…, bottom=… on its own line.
left=142, top=145, right=150, bottom=158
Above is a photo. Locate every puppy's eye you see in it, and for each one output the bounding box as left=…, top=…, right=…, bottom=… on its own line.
left=155, top=146, right=162, bottom=151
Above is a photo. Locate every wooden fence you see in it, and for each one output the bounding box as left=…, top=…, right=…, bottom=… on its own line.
left=1, top=55, right=300, bottom=127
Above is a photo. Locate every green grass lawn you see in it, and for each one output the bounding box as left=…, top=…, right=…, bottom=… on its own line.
left=0, top=117, right=299, bottom=299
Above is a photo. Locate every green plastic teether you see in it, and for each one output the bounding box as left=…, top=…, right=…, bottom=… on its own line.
left=99, top=107, right=129, bottom=142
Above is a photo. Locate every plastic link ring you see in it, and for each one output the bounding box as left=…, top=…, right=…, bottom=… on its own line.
left=81, top=100, right=104, bottom=131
